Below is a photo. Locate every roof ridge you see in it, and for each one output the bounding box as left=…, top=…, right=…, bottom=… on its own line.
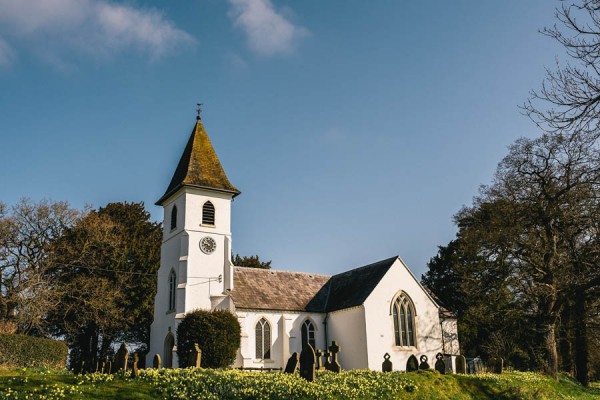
left=234, top=266, right=331, bottom=277
left=331, top=255, right=399, bottom=277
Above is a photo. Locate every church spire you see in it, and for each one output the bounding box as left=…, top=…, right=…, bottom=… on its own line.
left=156, top=113, right=240, bottom=205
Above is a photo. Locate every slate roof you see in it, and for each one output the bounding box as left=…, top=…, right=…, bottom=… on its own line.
left=229, top=256, right=399, bottom=313
left=310, top=256, right=398, bottom=312
left=229, top=267, right=331, bottom=312
left=156, top=117, right=240, bottom=205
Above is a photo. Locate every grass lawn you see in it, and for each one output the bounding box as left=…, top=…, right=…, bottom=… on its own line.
left=0, top=367, right=599, bottom=399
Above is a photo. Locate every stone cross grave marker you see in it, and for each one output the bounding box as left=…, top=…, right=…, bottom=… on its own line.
left=315, top=349, right=324, bottom=370
left=284, top=352, right=298, bottom=373
left=406, top=355, right=419, bottom=372
left=299, top=343, right=316, bottom=382
left=382, top=353, right=392, bottom=372
left=323, top=350, right=331, bottom=370
left=435, top=353, right=446, bottom=374
left=325, top=341, right=341, bottom=373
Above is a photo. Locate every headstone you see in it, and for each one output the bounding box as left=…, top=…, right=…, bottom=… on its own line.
left=79, top=361, right=85, bottom=375
left=131, top=353, right=140, bottom=378
left=455, top=355, right=466, bottom=374
left=325, top=341, right=341, bottom=373
left=323, top=350, right=332, bottom=370
left=418, top=355, right=430, bottom=370
left=112, top=342, right=129, bottom=373
left=315, top=349, right=324, bottom=370
left=490, top=357, right=503, bottom=374
left=284, top=352, right=299, bottom=373
left=153, top=354, right=161, bottom=369
left=299, top=343, right=316, bottom=382
left=406, top=355, right=419, bottom=372
left=434, top=353, right=446, bottom=374
left=189, top=343, right=202, bottom=368
left=106, top=360, right=112, bottom=374
left=382, top=353, right=392, bottom=372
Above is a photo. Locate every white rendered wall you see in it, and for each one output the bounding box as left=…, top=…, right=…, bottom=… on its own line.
left=148, top=187, right=234, bottom=367
left=363, top=258, right=445, bottom=371
left=327, top=306, right=368, bottom=369
left=235, top=310, right=326, bottom=369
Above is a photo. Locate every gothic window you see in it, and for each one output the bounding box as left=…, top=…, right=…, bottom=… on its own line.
left=255, top=318, right=271, bottom=359
left=168, top=269, right=177, bottom=312
left=301, top=320, right=316, bottom=349
left=202, top=201, right=215, bottom=226
left=392, top=293, right=416, bottom=347
left=170, top=205, right=177, bottom=230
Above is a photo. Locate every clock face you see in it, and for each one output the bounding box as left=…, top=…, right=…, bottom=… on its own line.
left=200, top=236, right=216, bottom=254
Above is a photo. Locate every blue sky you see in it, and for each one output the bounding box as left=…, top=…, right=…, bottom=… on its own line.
left=0, top=0, right=563, bottom=278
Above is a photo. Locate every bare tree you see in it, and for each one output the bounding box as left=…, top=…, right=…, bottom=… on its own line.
left=0, top=198, right=80, bottom=334
left=524, top=1, right=600, bottom=136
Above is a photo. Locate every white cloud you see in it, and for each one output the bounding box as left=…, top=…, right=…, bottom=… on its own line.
left=0, top=0, right=194, bottom=64
left=228, top=0, right=307, bottom=56
left=0, top=38, right=14, bottom=66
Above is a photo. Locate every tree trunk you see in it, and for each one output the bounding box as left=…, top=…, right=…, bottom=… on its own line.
left=573, top=291, right=589, bottom=386
left=559, top=301, right=573, bottom=374
left=543, top=321, right=559, bottom=378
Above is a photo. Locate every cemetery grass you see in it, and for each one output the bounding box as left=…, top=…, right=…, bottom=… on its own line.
left=1, top=368, right=600, bottom=399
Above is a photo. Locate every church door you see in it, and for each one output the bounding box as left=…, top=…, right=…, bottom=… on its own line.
left=163, top=333, right=175, bottom=368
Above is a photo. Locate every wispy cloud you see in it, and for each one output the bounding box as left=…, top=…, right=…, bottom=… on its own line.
left=227, top=0, right=308, bottom=56
left=0, top=38, right=14, bottom=66
left=0, top=0, right=194, bottom=66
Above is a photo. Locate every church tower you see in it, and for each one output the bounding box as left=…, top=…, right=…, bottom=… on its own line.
left=148, top=112, right=240, bottom=368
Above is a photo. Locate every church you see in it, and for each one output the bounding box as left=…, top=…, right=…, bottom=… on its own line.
left=148, top=114, right=460, bottom=371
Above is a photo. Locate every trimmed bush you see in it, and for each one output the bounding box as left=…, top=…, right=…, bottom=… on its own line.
left=0, top=333, right=67, bottom=369
left=177, top=310, right=240, bottom=368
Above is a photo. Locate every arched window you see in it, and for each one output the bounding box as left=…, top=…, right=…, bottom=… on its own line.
left=170, top=205, right=177, bottom=230
left=301, top=320, right=316, bottom=349
left=202, top=201, right=215, bottom=226
left=168, top=270, right=177, bottom=312
left=392, top=293, right=416, bottom=347
left=255, top=318, right=271, bottom=359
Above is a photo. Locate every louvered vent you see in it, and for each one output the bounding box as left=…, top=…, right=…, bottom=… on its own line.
left=202, top=201, right=215, bottom=225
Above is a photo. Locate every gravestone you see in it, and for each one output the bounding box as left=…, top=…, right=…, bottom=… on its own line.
left=418, top=355, right=430, bottom=370
left=284, top=352, right=299, bottom=373
left=112, top=342, right=129, bottom=373
left=325, top=341, right=341, bottom=373
left=299, top=343, right=316, bottom=382
left=131, top=353, right=140, bottom=378
left=490, top=357, right=503, bottom=374
left=455, top=355, right=466, bottom=374
left=382, top=353, right=392, bottom=372
left=406, top=355, right=419, bottom=372
left=189, top=343, right=202, bottom=368
left=315, top=349, right=324, bottom=370
left=434, top=353, right=446, bottom=374
left=323, top=350, right=332, bottom=370
left=153, top=354, right=161, bottom=369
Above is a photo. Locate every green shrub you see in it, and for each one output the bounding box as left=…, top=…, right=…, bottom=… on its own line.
left=176, top=309, right=240, bottom=368
left=0, top=333, right=67, bottom=369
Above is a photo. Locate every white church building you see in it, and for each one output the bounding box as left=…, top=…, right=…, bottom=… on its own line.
left=148, top=115, right=459, bottom=371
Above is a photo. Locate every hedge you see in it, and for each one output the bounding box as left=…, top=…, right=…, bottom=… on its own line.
left=177, top=309, right=241, bottom=368
left=0, top=333, right=67, bottom=369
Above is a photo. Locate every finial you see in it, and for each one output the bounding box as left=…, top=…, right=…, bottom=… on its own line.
left=196, top=103, right=203, bottom=121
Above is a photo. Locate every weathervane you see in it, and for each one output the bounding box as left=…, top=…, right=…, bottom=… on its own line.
left=196, top=103, right=203, bottom=120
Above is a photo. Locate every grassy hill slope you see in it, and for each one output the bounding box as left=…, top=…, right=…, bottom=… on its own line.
left=1, top=368, right=599, bottom=399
